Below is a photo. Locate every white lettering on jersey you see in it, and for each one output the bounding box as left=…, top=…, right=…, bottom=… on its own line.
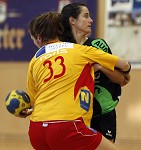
left=35, top=42, right=73, bottom=61
left=40, top=49, right=68, bottom=61
left=45, top=42, right=73, bottom=53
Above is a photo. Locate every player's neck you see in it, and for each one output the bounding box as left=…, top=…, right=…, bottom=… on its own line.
left=74, top=32, right=88, bottom=44
left=46, top=38, right=60, bottom=44
left=76, top=36, right=88, bottom=45
left=72, top=27, right=88, bottom=45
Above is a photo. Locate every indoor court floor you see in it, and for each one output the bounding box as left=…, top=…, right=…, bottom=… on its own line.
left=0, top=138, right=141, bottom=150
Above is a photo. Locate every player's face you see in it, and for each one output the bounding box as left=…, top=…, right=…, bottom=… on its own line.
left=73, top=6, right=93, bottom=35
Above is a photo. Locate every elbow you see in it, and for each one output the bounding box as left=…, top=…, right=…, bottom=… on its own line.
left=120, top=75, right=130, bottom=86
left=118, top=79, right=126, bottom=87
left=120, top=81, right=127, bottom=87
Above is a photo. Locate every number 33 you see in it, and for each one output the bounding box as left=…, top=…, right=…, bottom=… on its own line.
left=43, top=56, right=66, bottom=83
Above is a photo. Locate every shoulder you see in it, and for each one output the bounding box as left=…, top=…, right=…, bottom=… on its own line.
left=84, top=38, right=112, bottom=54
left=35, top=46, right=46, bottom=58
left=83, top=38, right=93, bottom=46
left=84, top=38, right=108, bottom=46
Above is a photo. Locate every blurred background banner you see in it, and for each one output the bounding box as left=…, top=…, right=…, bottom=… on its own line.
left=133, top=0, right=141, bottom=9
left=0, top=0, right=97, bottom=61
left=105, top=0, right=141, bottom=68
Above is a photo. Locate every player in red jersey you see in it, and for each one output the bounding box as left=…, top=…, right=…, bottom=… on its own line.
left=22, top=11, right=130, bottom=150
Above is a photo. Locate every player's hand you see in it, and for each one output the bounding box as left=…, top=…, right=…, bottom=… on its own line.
left=93, top=63, right=102, bottom=72
left=18, top=108, right=33, bottom=118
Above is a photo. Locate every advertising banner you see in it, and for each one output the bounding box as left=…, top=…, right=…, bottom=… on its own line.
left=0, top=0, right=97, bottom=61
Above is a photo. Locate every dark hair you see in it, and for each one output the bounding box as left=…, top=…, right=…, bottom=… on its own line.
left=29, top=11, right=64, bottom=42
left=61, top=3, right=86, bottom=43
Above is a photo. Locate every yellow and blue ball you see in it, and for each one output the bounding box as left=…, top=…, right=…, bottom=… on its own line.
left=5, top=90, right=31, bottom=116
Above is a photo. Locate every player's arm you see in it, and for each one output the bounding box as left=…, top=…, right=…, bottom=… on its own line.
left=92, top=38, right=131, bottom=86
left=114, top=58, right=131, bottom=84
left=94, top=63, right=130, bottom=86
left=18, top=62, right=35, bottom=118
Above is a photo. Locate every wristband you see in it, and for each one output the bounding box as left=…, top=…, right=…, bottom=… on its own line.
left=122, top=62, right=131, bottom=74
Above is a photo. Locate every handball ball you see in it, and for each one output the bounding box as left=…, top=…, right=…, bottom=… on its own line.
left=5, top=90, right=31, bottom=116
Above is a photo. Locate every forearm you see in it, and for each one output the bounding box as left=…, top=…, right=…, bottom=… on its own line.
left=99, top=66, right=128, bottom=86
left=94, top=63, right=130, bottom=86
